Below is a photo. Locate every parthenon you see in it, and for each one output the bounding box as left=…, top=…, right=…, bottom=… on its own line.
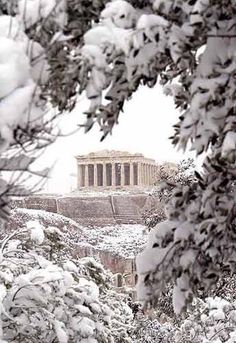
left=75, top=150, right=159, bottom=188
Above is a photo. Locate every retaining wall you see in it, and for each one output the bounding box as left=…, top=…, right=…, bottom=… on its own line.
left=12, top=193, right=162, bottom=226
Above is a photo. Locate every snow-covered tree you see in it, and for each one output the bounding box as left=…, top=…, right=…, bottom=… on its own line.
left=0, top=0, right=111, bottom=219
left=72, top=0, right=236, bottom=313
left=0, top=220, right=133, bottom=342
left=2, top=0, right=236, bottom=316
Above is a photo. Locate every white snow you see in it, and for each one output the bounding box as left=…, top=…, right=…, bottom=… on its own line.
left=78, top=278, right=99, bottom=299
left=84, top=26, right=115, bottom=48
left=18, top=0, right=56, bottom=28
left=71, top=189, right=142, bottom=197
left=18, top=0, right=67, bottom=28
left=221, top=131, right=236, bottom=158
left=0, top=15, right=27, bottom=41
left=101, top=0, right=137, bottom=29
left=27, top=220, right=45, bottom=244
left=0, top=80, right=36, bottom=148
left=73, top=317, right=96, bottom=336
left=80, top=339, right=98, bottom=343
left=137, top=14, right=168, bottom=30
left=84, top=25, right=132, bottom=56
left=0, top=15, right=48, bottom=152
left=78, top=224, right=147, bottom=258
left=54, top=320, right=68, bottom=343
left=81, top=45, right=107, bottom=68
left=0, top=37, right=30, bottom=99
left=172, top=285, right=186, bottom=315
left=11, top=207, right=81, bottom=231
left=179, top=249, right=197, bottom=270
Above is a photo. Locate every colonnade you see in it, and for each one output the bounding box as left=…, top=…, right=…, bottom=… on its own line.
left=77, top=161, right=157, bottom=188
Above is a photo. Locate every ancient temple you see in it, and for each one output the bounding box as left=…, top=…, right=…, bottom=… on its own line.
left=75, top=150, right=159, bottom=188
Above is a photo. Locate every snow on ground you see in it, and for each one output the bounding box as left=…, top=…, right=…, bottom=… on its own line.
left=78, top=224, right=148, bottom=258
left=7, top=208, right=148, bottom=259
left=70, top=188, right=152, bottom=197
left=9, top=207, right=82, bottom=230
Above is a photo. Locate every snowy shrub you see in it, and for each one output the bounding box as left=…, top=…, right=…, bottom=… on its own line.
left=0, top=221, right=133, bottom=342
left=174, top=297, right=236, bottom=343
left=131, top=312, right=174, bottom=343
left=142, top=159, right=195, bottom=229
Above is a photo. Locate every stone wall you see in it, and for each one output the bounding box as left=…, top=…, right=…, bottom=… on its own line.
left=57, top=196, right=116, bottom=226
left=74, top=245, right=136, bottom=286
left=12, top=193, right=162, bottom=226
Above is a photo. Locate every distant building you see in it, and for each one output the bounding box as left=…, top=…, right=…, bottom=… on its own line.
left=75, top=150, right=159, bottom=188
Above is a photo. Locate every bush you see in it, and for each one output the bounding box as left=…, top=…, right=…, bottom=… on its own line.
left=0, top=220, right=133, bottom=342
left=174, top=297, right=236, bottom=343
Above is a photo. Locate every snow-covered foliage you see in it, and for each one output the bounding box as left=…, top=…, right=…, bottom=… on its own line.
left=75, top=0, right=236, bottom=313
left=0, top=0, right=68, bottom=217
left=174, top=297, right=236, bottom=343
left=2, top=0, right=236, bottom=319
left=0, top=220, right=133, bottom=342
left=142, top=159, right=195, bottom=228
left=0, top=0, right=110, bottom=118
left=6, top=207, right=82, bottom=237
left=6, top=208, right=147, bottom=258
left=0, top=15, right=46, bottom=152
left=0, top=0, right=120, bottom=218
left=131, top=312, right=174, bottom=343
left=77, top=224, right=147, bottom=258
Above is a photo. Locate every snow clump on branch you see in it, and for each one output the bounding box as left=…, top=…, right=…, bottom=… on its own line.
left=0, top=0, right=67, bottom=152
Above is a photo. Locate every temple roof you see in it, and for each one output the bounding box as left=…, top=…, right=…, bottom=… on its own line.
left=75, top=150, right=155, bottom=162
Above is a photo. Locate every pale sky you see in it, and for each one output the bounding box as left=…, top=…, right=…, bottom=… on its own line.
left=36, top=84, right=191, bottom=193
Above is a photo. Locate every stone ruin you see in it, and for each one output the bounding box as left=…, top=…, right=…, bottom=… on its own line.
left=12, top=192, right=163, bottom=226
left=76, top=150, right=159, bottom=189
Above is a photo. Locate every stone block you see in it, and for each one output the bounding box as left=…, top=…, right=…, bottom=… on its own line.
left=24, top=196, right=57, bottom=213
left=56, top=196, right=116, bottom=226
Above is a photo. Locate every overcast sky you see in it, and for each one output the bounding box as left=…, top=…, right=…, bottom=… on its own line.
left=36, top=84, right=191, bottom=193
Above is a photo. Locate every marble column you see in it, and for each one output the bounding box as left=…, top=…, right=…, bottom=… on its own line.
left=77, top=164, right=82, bottom=187
left=94, top=164, right=97, bottom=187
left=84, top=164, right=89, bottom=187
left=144, top=164, right=146, bottom=184
left=138, top=163, right=142, bottom=186
left=130, top=162, right=134, bottom=186
left=144, top=164, right=147, bottom=185
left=121, top=163, right=125, bottom=186
left=142, top=163, right=145, bottom=185
left=103, top=163, right=106, bottom=187
left=141, top=163, right=145, bottom=186
left=112, top=163, right=116, bottom=187
left=137, top=162, right=142, bottom=186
